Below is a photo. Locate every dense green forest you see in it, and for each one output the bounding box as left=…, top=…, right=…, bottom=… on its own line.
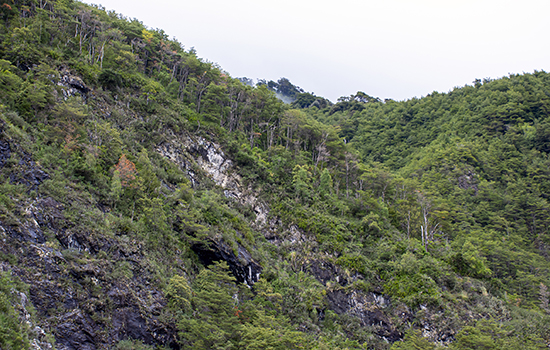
left=1, top=0, right=550, bottom=349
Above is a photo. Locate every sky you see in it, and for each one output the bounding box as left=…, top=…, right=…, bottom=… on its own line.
left=88, top=0, right=550, bottom=102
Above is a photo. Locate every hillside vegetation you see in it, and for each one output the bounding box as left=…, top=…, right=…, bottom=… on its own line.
left=1, top=1, right=550, bottom=349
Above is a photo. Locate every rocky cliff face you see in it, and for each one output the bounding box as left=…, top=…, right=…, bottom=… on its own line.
left=157, top=132, right=264, bottom=286
left=0, top=116, right=268, bottom=348
left=0, top=119, right=177, bottom=348
left=157, top=133, right=269, bottom=228
left=1, top=193, right=178, bottom=349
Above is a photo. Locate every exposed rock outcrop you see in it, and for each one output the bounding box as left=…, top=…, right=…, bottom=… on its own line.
left=157, top=133, right=264, bottom=285
left=0, top=138, right=10, bottom=168
left=191, top=239, right=262, bottom=286
left=3, top=220, right=178, bottom=350
left=58, top=69, right=89, bottom=98
left=457, top=170, right=478, bottom=194
left=157, top=133, right=268, bottom=228
left=0, top=135, right=177, bottom=349
left=306, top=259, right=404, bottom=341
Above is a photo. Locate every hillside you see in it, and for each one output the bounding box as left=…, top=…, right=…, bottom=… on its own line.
left=1, top=1, right=550, bottom=349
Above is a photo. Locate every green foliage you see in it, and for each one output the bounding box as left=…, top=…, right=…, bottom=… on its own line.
left=304, top=71, right=550, bottom=305
left=110, top=260, right=134, bottom=280
left=175, top=261, right=241, bottom=349
left=318, top=168, right=333, bottom=198
left=136, top=148, right=161, bottom=195
left=2, top=1, right=550, bottom=349
left=384, top=273, right=441, bottom=308
left=98, top=68, right=123, bottom=91
left=165, top=274, right=192, bottom=313
left=450, top=239, right=492, bottom=278
left=0, top=59, right=23, bottom=109
left=451, top=319, right=546, bottom=350
left=166, top=265, right=312, bottom=349
left=292, top=164, right=312, bottom=202
left=390, top=329, right=435, bottom=350
left=115, top=339, right=156, bottom=350
left=0, top=273, right=31, bottom=350
left=239, top=312, right=307, bottom=350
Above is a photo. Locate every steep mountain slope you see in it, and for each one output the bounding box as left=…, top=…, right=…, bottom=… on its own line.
left=1, top=1, right=550, bottom=349
left=304, top=76, right=550, bottom=303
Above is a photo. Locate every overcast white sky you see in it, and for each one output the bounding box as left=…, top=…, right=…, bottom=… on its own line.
left=89, top=0, right=550, bottom=102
